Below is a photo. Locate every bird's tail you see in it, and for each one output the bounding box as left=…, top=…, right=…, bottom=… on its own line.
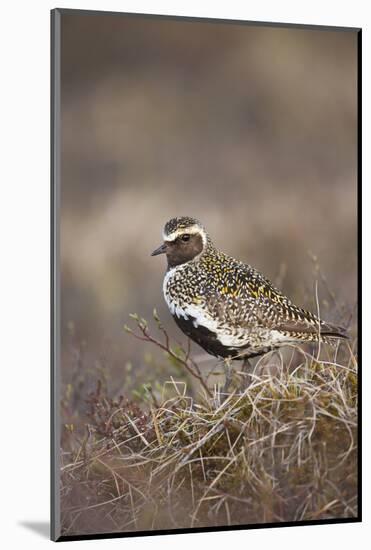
left=276, top=314, right=349, bottom=342
left=317, top=320, right=349, bottom=340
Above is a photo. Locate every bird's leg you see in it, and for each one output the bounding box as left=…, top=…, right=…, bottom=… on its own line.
left=240, top=357, right=253, bottom=390
left=241, top=357, right=251, bottom=372
left=222, top=357, right=233, bottom=396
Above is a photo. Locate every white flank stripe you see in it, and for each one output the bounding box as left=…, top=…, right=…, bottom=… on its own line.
left=163, top=268, right=293, bottom=350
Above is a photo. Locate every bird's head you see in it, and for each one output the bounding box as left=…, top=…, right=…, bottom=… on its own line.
left=151, top=216, right=208, bottom=268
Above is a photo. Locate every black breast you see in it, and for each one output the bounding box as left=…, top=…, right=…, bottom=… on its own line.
left=172, top=313, right=241, bottom=359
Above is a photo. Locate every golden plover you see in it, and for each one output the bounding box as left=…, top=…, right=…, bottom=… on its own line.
left=151, top=216, right=347, bottom=361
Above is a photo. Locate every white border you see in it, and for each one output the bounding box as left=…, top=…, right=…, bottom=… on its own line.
left=1, top=1, right=368, bottom=548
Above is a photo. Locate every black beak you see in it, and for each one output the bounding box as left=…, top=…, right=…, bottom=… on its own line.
left=151, top=243, right=167, bottom=256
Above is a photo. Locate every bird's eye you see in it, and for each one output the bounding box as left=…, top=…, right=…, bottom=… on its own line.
left=181, top=234, right=190, bottom=242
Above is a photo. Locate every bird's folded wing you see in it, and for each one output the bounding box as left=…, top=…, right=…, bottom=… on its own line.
left=201, top=277, right=347, bottom=339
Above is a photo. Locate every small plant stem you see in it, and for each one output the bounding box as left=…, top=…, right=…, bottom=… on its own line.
left=129, top=324, right=212, bottom=398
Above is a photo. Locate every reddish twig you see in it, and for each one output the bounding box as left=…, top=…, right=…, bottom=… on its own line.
left=125, top=316, right=212, bottom=398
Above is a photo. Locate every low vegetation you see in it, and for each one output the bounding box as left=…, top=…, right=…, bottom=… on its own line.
left=60, top=309, right=358, bottom=536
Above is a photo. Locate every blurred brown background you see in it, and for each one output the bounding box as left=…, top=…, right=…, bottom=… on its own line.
left=60, top=12, right=357, bottom=394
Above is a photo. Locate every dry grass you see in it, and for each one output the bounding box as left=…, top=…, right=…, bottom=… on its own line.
left=60, top=313, right=358, bottom=536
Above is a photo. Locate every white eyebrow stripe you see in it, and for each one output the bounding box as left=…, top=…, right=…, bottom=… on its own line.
left=163, top=225, right=206, bottom=244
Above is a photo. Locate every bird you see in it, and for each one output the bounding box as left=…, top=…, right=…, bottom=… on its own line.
left=151, top=216, right=347, bottom=365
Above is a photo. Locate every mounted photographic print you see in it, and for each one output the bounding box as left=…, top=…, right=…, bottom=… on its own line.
left=51, top=8, right=361, bottom=542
